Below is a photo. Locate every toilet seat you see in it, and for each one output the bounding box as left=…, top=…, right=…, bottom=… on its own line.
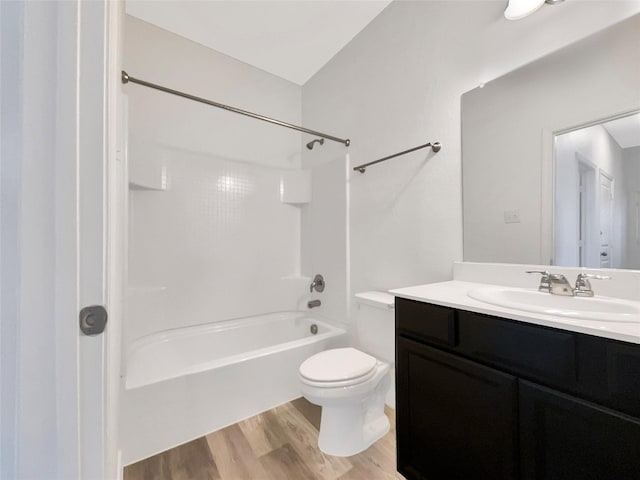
left=299, top=348, right=377, bottom=388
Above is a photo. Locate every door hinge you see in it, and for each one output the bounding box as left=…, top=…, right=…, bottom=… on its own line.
left=79, top=305, right=108, bottom=335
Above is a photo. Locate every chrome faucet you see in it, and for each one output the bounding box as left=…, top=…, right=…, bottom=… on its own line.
left=310, top=274, right=325, bottom=293
left=526, top=270, right=551, bottom=293
left=527, top=270, right=611, bottom=296
left=528, top=271, right=574, bottom=296
left=574, top=273, right=611, bottom=297
left=548, top=274, right=574, bottom=296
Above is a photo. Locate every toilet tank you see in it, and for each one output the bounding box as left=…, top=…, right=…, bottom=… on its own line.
left=354, top=291, right=395, bottom=364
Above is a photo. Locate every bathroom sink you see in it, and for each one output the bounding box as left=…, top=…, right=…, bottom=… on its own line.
left=467, top=286, right=640, bottom=323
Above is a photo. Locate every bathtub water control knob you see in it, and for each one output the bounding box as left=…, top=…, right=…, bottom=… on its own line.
left=310, top=274, right=325, bottom=293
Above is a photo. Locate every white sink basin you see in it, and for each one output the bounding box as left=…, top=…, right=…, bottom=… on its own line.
left=467, top=286, right=640, bottom=323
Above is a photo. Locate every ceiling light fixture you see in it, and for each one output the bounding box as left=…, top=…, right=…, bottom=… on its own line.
left=504, top=0, right=564, bottom=20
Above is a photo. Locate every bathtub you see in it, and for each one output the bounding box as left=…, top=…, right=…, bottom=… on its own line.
left=120, top=311, right=347, bottom=465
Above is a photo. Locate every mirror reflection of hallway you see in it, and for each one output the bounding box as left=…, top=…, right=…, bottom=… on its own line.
left=554, top=111, right=640, bottom=269
left=577, top=159, right=595, bottom=267
left=599, top=172, right=614, bottom=268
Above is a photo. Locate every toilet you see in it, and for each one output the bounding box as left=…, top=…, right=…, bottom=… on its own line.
left=299, top=291, right=395, bottom=456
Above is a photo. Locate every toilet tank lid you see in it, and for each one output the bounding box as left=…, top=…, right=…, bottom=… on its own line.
left=354, top=291, right=395, bottom=309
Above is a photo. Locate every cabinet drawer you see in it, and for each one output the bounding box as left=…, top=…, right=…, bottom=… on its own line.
left=396, top=298, right=456, bottom=347
left=458, top=310, right=577, bottom=387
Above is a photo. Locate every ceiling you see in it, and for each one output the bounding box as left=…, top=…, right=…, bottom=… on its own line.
left=603, top=113, right=640, bottom=149
left=125, top=0, right=393, bottom=85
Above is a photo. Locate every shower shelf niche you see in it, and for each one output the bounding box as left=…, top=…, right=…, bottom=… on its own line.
left=128, top=139, right=169, bottom=191
left=129, top=180, right=166, bottom=191
left=129, top=164, right=168, bottom=191
left=280, top=169, right=311, bottom=204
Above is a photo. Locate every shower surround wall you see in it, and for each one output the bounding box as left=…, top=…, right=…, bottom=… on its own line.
left=124, top=15, right=305, bottom=346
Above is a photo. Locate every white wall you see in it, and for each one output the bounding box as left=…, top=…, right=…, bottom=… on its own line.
left=123, top=16, right=306, bottom=345
left=300, top=156, right=350, bottom=325
left=555, top=125, right=627, bottom=268
left=2, top=2, right=112, bottom=478
left=301, top=2, right=640, bottom=330
left=1, top=2, right=59, bottom=478
left=18, top=3, right=59, bottom=474
left=0, top=2, right=87, bottom=478
left=1, top=2, right=22, bottom=477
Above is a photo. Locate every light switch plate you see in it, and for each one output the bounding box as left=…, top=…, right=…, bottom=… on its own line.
left=504, top=210, right=521, bottom=224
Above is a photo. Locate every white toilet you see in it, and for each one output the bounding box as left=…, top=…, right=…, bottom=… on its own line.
left=299, top=291, right=395, bottom=457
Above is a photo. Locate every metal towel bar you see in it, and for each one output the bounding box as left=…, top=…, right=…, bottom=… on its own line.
left=353, top=141, right=441, bottom=173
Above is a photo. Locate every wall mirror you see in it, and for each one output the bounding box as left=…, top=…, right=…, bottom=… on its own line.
left=462, top=15, right=640, bottom=269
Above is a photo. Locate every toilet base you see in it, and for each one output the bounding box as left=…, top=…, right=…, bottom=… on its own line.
left=317, top=403, right=390, bottom=457
left=315, top=373, right=391, bottom=457
left=300, top=352, right=391, bottom=457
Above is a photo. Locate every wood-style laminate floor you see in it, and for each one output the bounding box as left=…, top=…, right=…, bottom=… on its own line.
left=124, top=398, right=403, bottom=480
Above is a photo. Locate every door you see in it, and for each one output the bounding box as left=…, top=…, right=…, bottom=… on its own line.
left=519, top=380, right=640, bottom=480
left=577, top=162, right=596, bottom=267
left=58, top=1, right=120, bottom=479
left=78, top=1, right=108, bottom=476
left=396, top=337, right=519, bottom=480
left=578, top=166, right=587, bottom=266
left=635, top=191, right=640, bottom=246
left=599, top=172, right=614, bottom=267
left=2, top=1, right=118, bottom=478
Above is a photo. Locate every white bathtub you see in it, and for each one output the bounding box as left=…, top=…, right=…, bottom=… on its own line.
left=120, top=311, right=347, bottom=465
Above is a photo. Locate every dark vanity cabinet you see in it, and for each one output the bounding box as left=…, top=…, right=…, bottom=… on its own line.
left=397, top=338, right=519, bottom=479
left=395, top=298, right=640, bottom=480
left=519, top=381, right=640, bottom=480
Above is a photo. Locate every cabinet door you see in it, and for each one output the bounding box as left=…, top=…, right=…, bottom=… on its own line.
left=396, top=337, right=519, bottom=480
left=520, top=380, right=640, bottom=480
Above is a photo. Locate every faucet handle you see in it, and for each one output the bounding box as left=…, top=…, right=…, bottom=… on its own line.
left=526, top=270, right=551, bottom=292
left=526, top=270, right=550, bottom=276
left=310, top=274, right=325, bottom=293
left=575, top=273, right=611, bottom=297
left=577, top=273, right=611, bottom=281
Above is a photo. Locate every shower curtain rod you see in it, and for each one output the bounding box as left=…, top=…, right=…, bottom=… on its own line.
left=121, top=71, right=350, bottom=147
left=353, top=141, right=441, bottom=174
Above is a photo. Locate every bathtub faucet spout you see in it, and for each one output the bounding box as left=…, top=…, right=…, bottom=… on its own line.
left=308, top=300, right=321, bottom=309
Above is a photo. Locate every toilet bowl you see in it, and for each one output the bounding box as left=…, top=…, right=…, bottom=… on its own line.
left=299, top=347, right=391, bottom=457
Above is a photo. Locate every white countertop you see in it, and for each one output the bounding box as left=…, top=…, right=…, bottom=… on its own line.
left=390, top=280, right=640, bottom=345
